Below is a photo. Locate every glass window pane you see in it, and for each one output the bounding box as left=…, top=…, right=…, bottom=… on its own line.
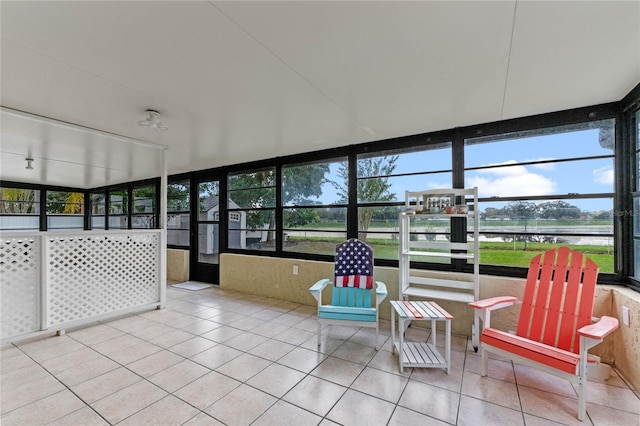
left=358, top=143, right=452, bottom=177
left=47, top=216, right=83, bottom=230
left=228, top=168, right=275, bottom=190
left=91, top=192, right=105, bottom=215
left=634, top=196, right=640, bottom=238
left=358, top=173, right=453, bottom=203
left=133, top=186, right=155, bottom=213
left=228, top=188, right=275, bottom=209
left=465, top=119, right=615, bottom=168
left=168, top=181, right=190, bottom=212
left=46, top=191, right=84, bottom=215
left=0, top=215, right=39, bottom=230
left=0, top=188, right=39, bottom=214
left=479, top=237, right=614, bottom=273
left=108, top=215, right=128, bottom=229
left=283, top=231, right=347, bottom=254
left=466, top=158, right=614, bottom=198
left=635, top=239, right=640, bottom=280
left=359, top=233, right=400, bottom=261
left=168, top=212, right=190, bottom=246
left=109, top=190, right=128, bottom=215
left=636, top=110, right=640, bottom=150
left=198, top=223, right=219, bottom=264
left=199, top=182, right=220, bottom=214
left=478, top=199, right=613, bottom=234
left=0, top=187, right=40, bottom=230
left=91, top=216, right=105, bottom=229
left=282, top=158, right=347, bottom=206
left=131, top=215, right=155, bottom=229
left=228, top=209, right=275, bottom=251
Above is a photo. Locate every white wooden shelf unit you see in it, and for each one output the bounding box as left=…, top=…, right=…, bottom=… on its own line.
left=398, top=187, right=480, bottom=349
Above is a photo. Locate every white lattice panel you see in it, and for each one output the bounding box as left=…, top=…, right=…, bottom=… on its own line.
left=47, top=233, right=160, bottom=327
left=1, top=237, right=40, bottom=339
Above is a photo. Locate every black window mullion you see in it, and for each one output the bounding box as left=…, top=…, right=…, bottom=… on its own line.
left=347, top=150, right=357, bottom=239
left=39, top=189, right=46, bottom=231
left=275, top=164, right=283, bottom=253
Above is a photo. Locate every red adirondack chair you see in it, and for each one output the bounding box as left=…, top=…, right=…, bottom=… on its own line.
left=469, top=246, right=618, bottom=421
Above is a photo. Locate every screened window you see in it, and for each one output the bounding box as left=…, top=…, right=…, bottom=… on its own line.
left=632, top=110, right=640, bottom=281
left=465, top=119, right=615, bottom=272
left=90, top=192, right=105, bottom=229
left=131, top=185, right=156, bottom=229
left=167, top=180, right=190, bottom=247
left=108, top=188, right=128, bottom=229
left=282, top=158, right=347, bottom=255
left=357, top=143, right=453, bottom=260
left=46, top=191, right=84, bottom=230
left=228, top=168, right=275, bottom=251
left=0, top=187, right=40, bottom=230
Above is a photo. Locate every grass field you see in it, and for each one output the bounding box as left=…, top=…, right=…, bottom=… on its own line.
left=284, top=236, right=615, bottom=273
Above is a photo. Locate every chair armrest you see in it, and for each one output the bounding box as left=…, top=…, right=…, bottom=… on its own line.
left=309, top=278, right=330, bottom=306
left=375, top=281, right=388, bottom=298
left=309, top=279, right=330, bottom=293
left=578, top=316, right=619, bottom=340
left=469, top=296, right=518, bottom=311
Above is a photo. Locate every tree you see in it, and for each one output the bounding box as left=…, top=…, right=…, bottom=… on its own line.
left=45, top=191, right=84, bottom=214
left=0, top=188, right=37, bottom=213
left=505, top=201, right=538, bottom=249
left=330, top=156, right=398, bottom=241
left=228, top=164, right=329, bottom=242
left=538, top=200, right=581, bottom=219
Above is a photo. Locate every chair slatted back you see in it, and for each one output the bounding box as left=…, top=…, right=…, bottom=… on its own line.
left=516, top=247, right=599, bottom=354
left=332, top=239, right=374, bottom=308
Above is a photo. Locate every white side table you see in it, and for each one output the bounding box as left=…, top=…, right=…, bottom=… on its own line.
left=391, top=300, right=453, bottom=373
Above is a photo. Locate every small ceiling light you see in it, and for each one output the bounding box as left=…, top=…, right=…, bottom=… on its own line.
left=137, top=109, right=168, bottom=131
left=25, top=157, right=34, bottom=170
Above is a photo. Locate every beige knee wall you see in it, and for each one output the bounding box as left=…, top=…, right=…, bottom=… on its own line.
left=219, top=253, right=640, bottom=392
left=167, top=249, right=189, bottom=282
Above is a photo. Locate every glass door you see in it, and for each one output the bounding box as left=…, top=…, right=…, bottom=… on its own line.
left=190, top=178, right=220, bottom=283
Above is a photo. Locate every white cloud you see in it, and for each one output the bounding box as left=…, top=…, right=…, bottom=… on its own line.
left=467, top=161, right=556, bottom=197
left=593, top=166, right=613, bottom=185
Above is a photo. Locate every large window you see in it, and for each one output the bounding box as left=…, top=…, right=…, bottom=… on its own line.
left=0, top=187, right=40, bottom=230
left=167, top=180, right=190, bottom=247
left=90, top=191, right=105, bottom=229
left=357, top=143, right=453, bottom=260
left=228, top=168, right=276, bottom=251
left=632, top=110, right=640, bottom=282
left=131, top=185, right=156, bottom=229
left=465, top=120, right=615, bottom=272
left=46, top=191, right=84, bottom=230
left=108, top=188, right=129, bottom=229
left=282, top=158, right=348, bottom=255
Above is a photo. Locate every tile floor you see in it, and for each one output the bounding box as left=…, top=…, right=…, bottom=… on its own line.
left=1, top=283, right=638, bottom=426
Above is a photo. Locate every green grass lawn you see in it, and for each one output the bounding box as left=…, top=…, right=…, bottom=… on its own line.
left=284, top=236, right=615, bottom=273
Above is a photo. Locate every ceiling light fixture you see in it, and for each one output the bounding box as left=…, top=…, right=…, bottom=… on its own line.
left=25, top=157, right=34, bottom=170
left=137, top=110, right=168, bottom=131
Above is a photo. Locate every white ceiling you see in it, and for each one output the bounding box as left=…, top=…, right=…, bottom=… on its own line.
left=1, top=1, right=639, bottom=189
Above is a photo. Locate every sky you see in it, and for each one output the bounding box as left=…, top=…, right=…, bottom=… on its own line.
left=317, top=126, right=615, bottom=213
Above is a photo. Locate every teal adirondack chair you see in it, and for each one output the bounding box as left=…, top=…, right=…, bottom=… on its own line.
left=309, top=239, right=387, bottom=350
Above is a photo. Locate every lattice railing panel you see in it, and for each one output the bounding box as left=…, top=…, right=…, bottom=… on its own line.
left=47, top=233, right=160, bottom=327
left=1, top=237, right=40, bottom=339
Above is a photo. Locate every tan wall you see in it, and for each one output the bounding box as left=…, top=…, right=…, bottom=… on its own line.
left=611, top=287, right=640, bottom=392
left=219, top=253, right=639, bottom=391
left=167, top=248, right=189, bottom=282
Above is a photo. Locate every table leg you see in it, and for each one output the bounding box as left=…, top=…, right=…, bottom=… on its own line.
left=445, top=318, right=451, bottom=375
left=391, top=306, right=396, bottom=355
left=399, top=317, right=404, bottom=373
left=431, top=319, right=436, bottom=347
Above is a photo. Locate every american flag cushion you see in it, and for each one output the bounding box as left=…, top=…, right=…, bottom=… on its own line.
left=334, top=239, right=374, bottom=289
